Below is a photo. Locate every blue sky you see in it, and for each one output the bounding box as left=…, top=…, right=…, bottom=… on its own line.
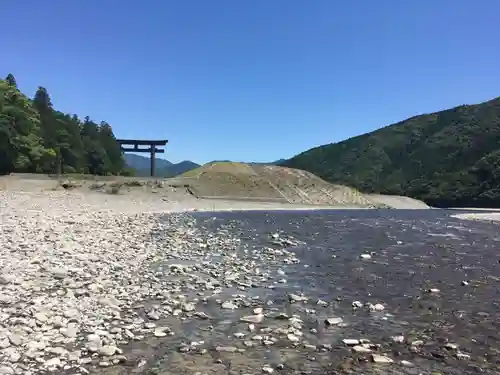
left=2, top=1, right=500, bottom=164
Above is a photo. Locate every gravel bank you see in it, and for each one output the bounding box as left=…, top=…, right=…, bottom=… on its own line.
left=451, top=212, right=500, bottom=222
left=0, top=189, right=348, bottom=374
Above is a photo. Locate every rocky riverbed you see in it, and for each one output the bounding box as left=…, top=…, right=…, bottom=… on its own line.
left=1, top=190, right=499, bottom=375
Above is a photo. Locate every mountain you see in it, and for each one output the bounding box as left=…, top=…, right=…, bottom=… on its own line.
left=123, top=154, right=172, bottom=170
left=123, top=154, right=200, bottom=177
left=281, top=96, right=500, bottom=208
left=156, top=160, right=201, bottom=177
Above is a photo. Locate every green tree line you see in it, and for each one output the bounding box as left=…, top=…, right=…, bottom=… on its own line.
left=282, top=96, right=500, bottom=208
left=0, top=73, right=131, bottom=176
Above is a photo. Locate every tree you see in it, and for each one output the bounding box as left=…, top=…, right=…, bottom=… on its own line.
left=0, top=75, right=126, bottom=176
left=5, top=73, right=17, bottom=88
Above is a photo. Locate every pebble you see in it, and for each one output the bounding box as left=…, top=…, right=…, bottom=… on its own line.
left=325, top=317, right=343, bottom=326
left=371, top=354, right=394, bottom=364
left=99, top=345, right=119, bottom=356
left=262, top=365, right=274, bottom=373
left=342, top=339, right=359, bottom=346
left=0, top=366, right=14, bottom=375
left=240, top=314, right=264, bottom=323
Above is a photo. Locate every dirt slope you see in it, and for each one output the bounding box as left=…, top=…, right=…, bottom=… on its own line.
left=178, top=162, right=428, bottom=208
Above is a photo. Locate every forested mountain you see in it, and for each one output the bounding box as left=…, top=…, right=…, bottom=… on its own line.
left=282, top=96, right=500, bottom=208
left=124, top=154, right=200, bottom=177
left=0, top=74, right=130, bottom=176
left=124, top=154, right=172, bottom=170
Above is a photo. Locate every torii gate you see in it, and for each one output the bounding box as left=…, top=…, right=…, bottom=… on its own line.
left=116, top=139, right=168, bottom=177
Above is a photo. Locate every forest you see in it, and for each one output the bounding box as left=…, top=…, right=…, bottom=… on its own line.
left=0, top=74, right=130, bottom=176
left=282, top=96, right=500, bottom=208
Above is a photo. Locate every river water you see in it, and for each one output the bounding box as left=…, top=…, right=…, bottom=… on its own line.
left=108, top=209, right=500, bottom=375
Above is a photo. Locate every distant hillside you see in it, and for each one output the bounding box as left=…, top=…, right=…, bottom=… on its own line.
left=210, top=159, right=286, bottom=165
left=124, top=154, right=200, bottom=177
left=282, top=96, right=500, bottom=208
left=124, top=154, right=172, bottom=170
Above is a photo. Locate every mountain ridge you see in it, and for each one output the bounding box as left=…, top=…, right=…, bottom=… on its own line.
left=281, top=96, right=500, bottom=208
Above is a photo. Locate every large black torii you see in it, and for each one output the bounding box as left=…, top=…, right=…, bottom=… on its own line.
left=116, top=139, right=168, bottom=177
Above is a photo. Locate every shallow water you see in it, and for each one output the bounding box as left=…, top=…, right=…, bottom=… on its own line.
left=102, top=209, right=500, bottom=375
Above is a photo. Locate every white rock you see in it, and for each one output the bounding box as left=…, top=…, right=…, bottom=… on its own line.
left=368, top=303, right=385, bottom=312
left=0, top=338, right=10, bottom=349
left=390, top=335, right=405, bottom=343
left=352, top=301, right=363, bottom=308
left=288, top=293, right=308, bottom=303
left=342, top=339, right=359, bottom=346
left=221, top=301, right=238, bottom=309
left=352, top=345, right=372, bottom=353
left=455, top=352, right=470, bottom=360
left=99, top=345, right=118, bottom=356
left=371, top=354, right=394, bottom=364
left=0, top=366, right=14, bottom=375
left=324, top=317, right=343, bottom=326
left=287, top=334, right=300, bottom=342
left=45, top=358, right=61, bottom=368
left=34, top=312, right=48, bottom=323
left=182, top=302, right=196, bottom=312
left=240, top=314, right=264, bottom=323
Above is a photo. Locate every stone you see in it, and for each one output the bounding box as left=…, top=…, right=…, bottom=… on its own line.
left=221, top=301, right=238, bottom=309
left=262, top=365, right=274, bottom=374
left=371, top=354, right=394, bottom=364
left=215, top=346, right=238, bottom=352
left=7, top=334, right=22, bottom=347
left=352, top=300, right=363, bottom=308
left=0, top=366, right=14, bottom=375
left=288, top=293, right=308, bottom=303
left=352, top=345, right=372, bottom=353
left=34, top=312, right=48, bottom=323
left=391, top=335, right=405, bottom=343
left=182, top=302, right=196, bottom=312
left=287, top=334, right=300, bottom=342
left=60, top=322, right=78, bottom=338
left=44, top=358, right=61, bottom=368
left=0, top=338, right=10, bottom=349
left=240, top=314, right=264, bottom=323
left=99, top=345, right=118, bottom=356
left=342, top=339, right=359, bottom=346
left=325, top=317, right=343, bottom=326
left=368, top=303, right=385, bottom=312
left=63, top=309, right=80, bottom=320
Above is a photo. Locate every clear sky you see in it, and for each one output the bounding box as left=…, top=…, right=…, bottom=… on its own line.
left=2, top=1, right=500, bottom=164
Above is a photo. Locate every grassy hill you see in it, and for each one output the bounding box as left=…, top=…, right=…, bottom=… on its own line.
left=281, top=96, right=500, bottom=208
